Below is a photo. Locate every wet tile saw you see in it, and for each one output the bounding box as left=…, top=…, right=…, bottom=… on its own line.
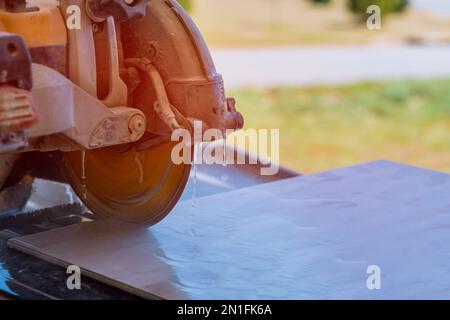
left=0, top=0, right=243, bottom=225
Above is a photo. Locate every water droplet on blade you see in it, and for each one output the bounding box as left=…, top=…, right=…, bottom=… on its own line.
left=192, top=143, right=199, bottom=207
left=134, top=151, right=144, bottom=184
left=222, top=133, right=228, bottom=167
left=81, top=150, right=87, bottom=200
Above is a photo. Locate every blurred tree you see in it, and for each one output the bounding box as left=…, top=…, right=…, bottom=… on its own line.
left=348, top=0, right=408, bottom=16
left=310, top=0, right=332, bottom=4
left=177, top=0, right=192, bottom=12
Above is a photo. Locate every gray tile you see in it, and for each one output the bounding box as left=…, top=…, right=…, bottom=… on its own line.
left=8, top=160, right=450, bottom=299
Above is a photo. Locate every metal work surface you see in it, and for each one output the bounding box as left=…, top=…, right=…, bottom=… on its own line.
left=0, top=159, right=294, bottom=299
left=8, top=160, right=450, bottom=299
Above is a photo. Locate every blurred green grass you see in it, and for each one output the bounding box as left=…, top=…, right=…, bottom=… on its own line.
left=230, top=79, right=450, bottom=173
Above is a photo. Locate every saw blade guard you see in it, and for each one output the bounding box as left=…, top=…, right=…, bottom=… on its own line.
left=121, top=0, right=244, bottom=136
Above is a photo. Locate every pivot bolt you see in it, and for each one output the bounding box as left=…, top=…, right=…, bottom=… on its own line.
left=129, top=114, right=146, bottom=136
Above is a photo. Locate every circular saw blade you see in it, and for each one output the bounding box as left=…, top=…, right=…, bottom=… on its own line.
left=61, top=141, right=190, bottom=226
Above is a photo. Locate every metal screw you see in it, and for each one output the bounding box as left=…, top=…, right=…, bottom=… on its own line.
left=129, top=114, right=146, bottom=135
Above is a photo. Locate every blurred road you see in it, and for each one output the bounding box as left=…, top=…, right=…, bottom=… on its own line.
left=212, top=45, right=450, bottom=88
left=411, top=0, right=450, bottom=16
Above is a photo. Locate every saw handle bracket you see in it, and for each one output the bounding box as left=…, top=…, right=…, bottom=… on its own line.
left=125, top=58, right=185, bottom=132
left=99, top=17, right=128, bottom=108
left=86, top=0, right=148, bottom=23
